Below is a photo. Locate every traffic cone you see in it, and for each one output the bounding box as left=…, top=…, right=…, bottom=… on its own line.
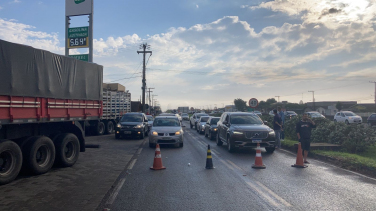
left=252, top=143, right=266, bottom=169
left=291, top=142, right=307, bottom=168
left=150, top=144, right=166, bottom=170
left=205, top=145, right=214, bottom=169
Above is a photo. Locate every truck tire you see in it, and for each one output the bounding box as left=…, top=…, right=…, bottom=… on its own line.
left=0, top=140, right=23, bottom=185
left=105, top=121, right=114, bottom=134
left=95, top=122, right=105, bottom=135
left=54, top=133, right=80, bottom=167
left=22, top=136, right=55, bottom=175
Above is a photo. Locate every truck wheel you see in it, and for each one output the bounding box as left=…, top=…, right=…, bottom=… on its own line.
left=265, top=147, right=275, bottom=153
left=0, top=140, right=23, bottom=185
left=105, top=121, right=114, bottom=134
left=22, top=136, right=55, bottom=175
left=95, top=122, right=105, bottom=135
left=54, top=133, right=80, bottom=167
left=216, top=134, right=223, bottom=146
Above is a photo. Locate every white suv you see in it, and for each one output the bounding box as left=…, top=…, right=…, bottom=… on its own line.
left=334, top=111, right=362, bottom=124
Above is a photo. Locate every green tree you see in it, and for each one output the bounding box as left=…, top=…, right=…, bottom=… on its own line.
left=234, top=98, right=247, bottom=112
left=336, top=101, right=342, bottom=111
left=266, top=98, right=277, bottom=104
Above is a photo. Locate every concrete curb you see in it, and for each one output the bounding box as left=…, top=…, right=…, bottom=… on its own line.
left=281, top=144, right=376, bottom=179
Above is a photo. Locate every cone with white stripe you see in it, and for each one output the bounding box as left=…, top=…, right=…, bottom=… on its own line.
left=150, top=144, right=166, bottom=170
left=252, top=143, right=266, bottom=169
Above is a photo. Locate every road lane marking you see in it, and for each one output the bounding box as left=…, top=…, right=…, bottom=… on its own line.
left=246, top=181, right=280, bottom=207
left=255, top=181, right=292, bottom=207
left=127, top=159, right=137, bottom=170
left=136, top=148, right=143, bottom=155
left=219, top=159, right=234, bottom=170
left=211, top=149, right=220, bottom=155
left=226, top=160, right=243, bottom=171
left=106, top=178, right=126, bottom=205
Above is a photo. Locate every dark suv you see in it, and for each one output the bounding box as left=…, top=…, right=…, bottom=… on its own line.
left=216, top=112, right=276, bottom=153
left=115, top=113, right=149, bottom=139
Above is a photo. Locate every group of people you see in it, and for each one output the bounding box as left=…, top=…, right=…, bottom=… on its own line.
left=272, top=107, right=315, bottom=164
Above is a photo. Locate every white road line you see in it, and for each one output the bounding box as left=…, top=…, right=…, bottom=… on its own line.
left=219, top=159, right=234, bottom=170
left=279, top=148, right=376, bottom=182
left=255, top=181, right=292, bottom=207
left=211, top=149, right=220, bottom=155
left=106, top=178, right=126, bottom=205
left=136, top=148, right=143, bottom=155
left=127, top=159, right=137, bottom=170
left=246, top=181, right=280, bottom=207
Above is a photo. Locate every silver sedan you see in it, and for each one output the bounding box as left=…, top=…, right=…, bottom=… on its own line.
left=149, top=116, right=184, bottom=148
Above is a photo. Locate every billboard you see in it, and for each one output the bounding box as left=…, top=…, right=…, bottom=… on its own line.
left=66, top=0, right=93, bottom=16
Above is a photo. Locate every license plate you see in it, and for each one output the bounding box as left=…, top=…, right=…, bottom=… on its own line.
left=252, top=139, right=262, bottom=143
left=162, top=137, right=171, bottom=140
left=124, top=131, right=131, bottom=134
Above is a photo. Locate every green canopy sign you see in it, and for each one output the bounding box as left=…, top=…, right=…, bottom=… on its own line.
left=75, top=0, right=85, bottom=4
left=68, top=27, right=88, bottom=38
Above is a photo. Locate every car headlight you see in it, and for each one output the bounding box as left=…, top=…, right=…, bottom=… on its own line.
left=213, top=128, right=217, bottom=131
left=233, top=131, right=243, bottom=135
left=134, top=124, right=142, bottom=128
left=348, top=117, right=352, bottom=119
left=175, top=131, right=181, bottom=135
left=117, top=123, right=121, bottom=128
left=269, top=131, right=275, bottom=136
left=152, top=131, right=158, bottom=136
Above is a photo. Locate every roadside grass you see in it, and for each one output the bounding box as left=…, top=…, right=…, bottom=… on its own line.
left=281, top=138, right=376, bottom=176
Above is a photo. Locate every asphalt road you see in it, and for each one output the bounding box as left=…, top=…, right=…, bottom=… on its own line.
left=104, top=121, right=376, bottom=211
left=0, top=134, right=144, bottom=211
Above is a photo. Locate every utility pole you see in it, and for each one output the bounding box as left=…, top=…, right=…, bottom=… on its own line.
left=137, top=43, right=152, bottom=113
left=370, top=81, right=376, bottom=112
left=275, top=96, right=280, bottom=102
left=308, top=91, right=315, bottom=111
left=147, top=88, right=154, bottom=114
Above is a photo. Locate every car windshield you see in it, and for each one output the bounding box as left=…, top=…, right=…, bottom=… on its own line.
left=182, top=113, right=188, bottom=116
left=344, top=112, right=356, bottom=116
left=230, top=115, right=263, bottom=124
left=210, top=118, right=219, bottom=124
left=147, top=116, right=154, bottom=121
left=310, top=112, right=323, bottom=117
left=197, top=114, right=208, bottom=118
left=200, top=117, right=209, bottom=122
left=159, top=114, right=174, bottom=116
left=121, top=115, right=143, bottom=122
left=153, top=118, right=180, bottom=126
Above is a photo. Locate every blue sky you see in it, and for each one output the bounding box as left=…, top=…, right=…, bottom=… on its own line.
left=1, top=0, right=376, bottom=111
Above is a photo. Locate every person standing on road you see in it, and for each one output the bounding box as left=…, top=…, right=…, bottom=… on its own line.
left=278, top=107, right=285, bottom=141
left=273, top=109, right=283, bottom=149
left=296, top=113, right=316, bottom=164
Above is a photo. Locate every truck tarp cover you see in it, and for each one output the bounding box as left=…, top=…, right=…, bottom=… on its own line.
left=0, top=39, right=103, bottom=100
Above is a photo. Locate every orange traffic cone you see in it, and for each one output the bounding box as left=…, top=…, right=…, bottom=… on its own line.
left=252, top=143, right=266, bottom=169
left=150, top=144, right=166, bottom=170
left=291, top=142, right=307, bottom=168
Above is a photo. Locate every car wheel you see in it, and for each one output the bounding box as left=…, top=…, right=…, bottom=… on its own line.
left=265, top=147, right=275, bottom=153
left=227, top=136, right=235, bottom=153
left=216, top=133, right=223, bottom=146
left=209, top=131, right=213, bottom=140
left=345, top=120, right=349, bottom=125
left=205, top=130, right=208, bottom=138
left=179, top=142, right=184, bottom=147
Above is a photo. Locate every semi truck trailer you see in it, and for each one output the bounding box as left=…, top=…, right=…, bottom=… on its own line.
left=0, top=39, right=112, bottom=185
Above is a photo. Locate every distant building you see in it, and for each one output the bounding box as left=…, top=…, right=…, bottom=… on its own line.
left=225, top=105, right=237, bottom=112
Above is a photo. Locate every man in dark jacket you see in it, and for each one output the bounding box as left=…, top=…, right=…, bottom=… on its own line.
left=296, top=113, right=316, bottom=164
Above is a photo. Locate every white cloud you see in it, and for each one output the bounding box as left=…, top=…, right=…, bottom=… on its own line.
left=0, top=6, right=3, bottom=10
left=0, top=18, right=62, bottom=53
left=196, top=4, right=199, bottom=8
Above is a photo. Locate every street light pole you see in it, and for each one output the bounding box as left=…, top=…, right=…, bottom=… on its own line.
left=308, top=91, right=315, bottom=110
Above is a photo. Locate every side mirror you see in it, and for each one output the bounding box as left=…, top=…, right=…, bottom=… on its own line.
left=263, top=121, right=268, bottom=124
